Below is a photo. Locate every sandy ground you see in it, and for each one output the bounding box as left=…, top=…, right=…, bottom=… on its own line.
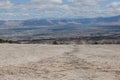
left=0, top=44, right=120, bottom=80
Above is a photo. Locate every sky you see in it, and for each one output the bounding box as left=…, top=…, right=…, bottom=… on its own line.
left=0, top=0, right=120, bottom=20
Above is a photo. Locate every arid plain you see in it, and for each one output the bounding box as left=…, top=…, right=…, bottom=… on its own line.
left=0, top=44, right=120, bottom=80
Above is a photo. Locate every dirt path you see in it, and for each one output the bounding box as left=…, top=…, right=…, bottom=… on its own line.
left=0, top=44, right=120, bottom=80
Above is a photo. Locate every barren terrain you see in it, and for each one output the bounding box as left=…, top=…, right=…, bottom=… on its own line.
left=0, top=44, right=120, bottom=80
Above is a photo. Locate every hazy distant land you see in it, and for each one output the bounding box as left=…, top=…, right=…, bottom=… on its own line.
left=0, top=15, right=120, bottom=44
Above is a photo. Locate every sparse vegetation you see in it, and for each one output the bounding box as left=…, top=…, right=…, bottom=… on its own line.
left=21, top=36, right=120, bottom=44
left=0, top=39, right=19, bottom=43
left=52, top=41, right=58, bottom=44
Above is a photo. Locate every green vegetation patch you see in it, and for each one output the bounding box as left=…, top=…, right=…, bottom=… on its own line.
left=0, top=39, right=19, bottom=43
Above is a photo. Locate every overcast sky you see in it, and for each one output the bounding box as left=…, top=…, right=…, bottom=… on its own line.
left=0, top=0, right=120, bottom=20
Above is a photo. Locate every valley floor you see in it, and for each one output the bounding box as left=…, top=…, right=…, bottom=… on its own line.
left=0, top=44, right=120, bottom=80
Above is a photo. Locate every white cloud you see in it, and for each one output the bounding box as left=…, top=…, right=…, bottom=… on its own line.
left=51, top=0, right=63, bottom=3
left=0, top=0, right=12, bottom=9
left=107, top=2, right=120, bottom=10
left=0, top=0, right=120, bottom=19
left=103, top=2, right=120, bottom=16
left=108, top=2, right=120, bottom=8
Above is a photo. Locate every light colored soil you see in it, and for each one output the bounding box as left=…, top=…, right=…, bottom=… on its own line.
left=0, top=44, right=120, bottom=80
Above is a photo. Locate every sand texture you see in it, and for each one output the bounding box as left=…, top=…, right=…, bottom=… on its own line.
left=0, top=44, right=120, bottom=80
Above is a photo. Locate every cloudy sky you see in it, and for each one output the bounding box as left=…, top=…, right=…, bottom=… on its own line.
left=0, top=0, right=120, bottom=20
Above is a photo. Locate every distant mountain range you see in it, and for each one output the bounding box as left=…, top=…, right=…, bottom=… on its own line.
left=0, top=15, right=120, bottom=26
left=0, top=15, right=120, bottom=41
